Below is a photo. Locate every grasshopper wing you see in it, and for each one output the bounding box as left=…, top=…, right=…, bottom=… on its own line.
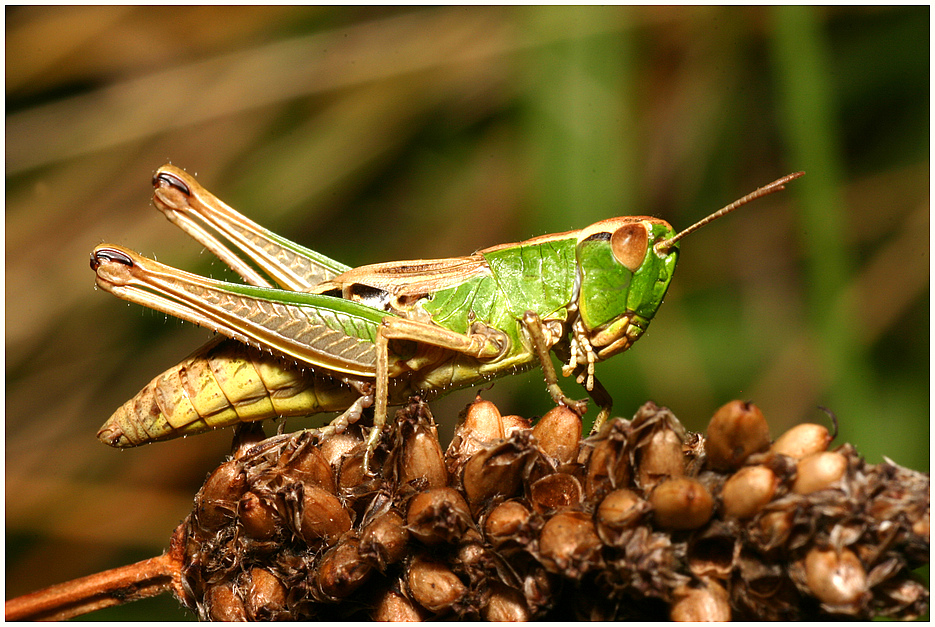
left=152, top=165, right=350, bottom=291
left=92, top=245, right=385, bottom=376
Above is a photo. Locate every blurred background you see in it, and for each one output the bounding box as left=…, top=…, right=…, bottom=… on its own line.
left=6, top=6, right=928, bottom=619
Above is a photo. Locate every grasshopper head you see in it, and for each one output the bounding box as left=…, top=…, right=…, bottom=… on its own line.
left=572, top=172, right=804, bottom=363
left=574, top=217, right=679, bottom=361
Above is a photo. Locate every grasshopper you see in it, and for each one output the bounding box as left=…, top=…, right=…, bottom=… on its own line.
left=91, top=165, right=802, bottom=466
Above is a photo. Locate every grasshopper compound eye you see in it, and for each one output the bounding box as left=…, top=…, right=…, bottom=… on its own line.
left=611, top=223, right=648, bottom=273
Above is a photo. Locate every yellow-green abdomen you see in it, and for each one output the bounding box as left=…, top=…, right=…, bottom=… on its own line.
left=98, top=338, right=363, bottom=447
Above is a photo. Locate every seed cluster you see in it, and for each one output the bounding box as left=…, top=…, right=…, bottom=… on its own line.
left=173, top=398, right=928, bottom=620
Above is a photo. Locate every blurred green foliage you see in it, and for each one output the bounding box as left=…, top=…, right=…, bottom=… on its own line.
left=6, top=6, right=927, bottom=619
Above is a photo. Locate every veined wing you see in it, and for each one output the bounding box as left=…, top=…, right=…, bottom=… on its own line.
left=92, top=245, right=385, bottom=376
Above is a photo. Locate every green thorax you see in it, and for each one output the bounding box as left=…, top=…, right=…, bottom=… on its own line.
left=421, top=235, right=578, bottom=353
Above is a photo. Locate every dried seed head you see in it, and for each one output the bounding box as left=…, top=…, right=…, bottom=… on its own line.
left=771, top=423, right=832, bottom=459
left=650, top=477, right=714, bottom=530
left=371, top=586, right=428, bottom=621
left=596, top=488, right=646, bottom=543
left=406, top=487, right=473, bottom=546
left=204, top=580, right=246, bottom=621
left=299, top=485, right=352, bottom=546
left=532, top=405, right=582, bottom=465
left=484, top=500, right=531, bottom=546
left=196, top=459, right=246, bottom=530
left=406, top=555, right=467, bottom=614
left=239, top=490, right=280, bottom=540
left=529, top=472, right=583, bottom=513
left=316, top=538, right=372, bottom=600
left=244, top=567, right=287, bottom=620
left=670, top=578, right=731, bottom=621
left=638, top=426, right=685, bottom=488
left=484, top=581, right=530, bottom=621
left=169, top=398, right=926, bottom=621
left=705, top=400, right=770, bottom=470
left=360, top=510, right=409, bottom=569
left=793, top=451, right=847, bottom=494
left=804, top=547, right=867, bottom=608
left=721, top=465, right=777, bottom=519
left=538, top=511, right=602, bottom=575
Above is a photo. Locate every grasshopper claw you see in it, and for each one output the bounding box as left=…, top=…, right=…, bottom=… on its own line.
left=317, top=393, right=372, bottom=439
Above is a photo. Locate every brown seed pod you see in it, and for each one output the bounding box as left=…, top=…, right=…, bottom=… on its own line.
left=750, top=509, right=795, bottom=552
left=359, top=510, right=409, bottom=569
left=650, top=477, right=714, bottom=530
left=670, top=578, right=731, bottom=621
left=319, top=431, right=364, bottom=469
left=398, top=415, right=448, bottom=489
left=529, top=472, right=583, bottom=513
left=336, top=451, right=367, bottom=491
left=448, top=397, right=505, bottom=464
left=582, top=423, right=631, bottom=498
left=532, top=405, right=582, bottom=465
left=406, top=487, right=473, bottom=546
left=721, top=465, right=777, bottom=519
left=406, top=555, right=467, bottom=614
left=204, top=579, right=246, bottom=621
left=239, top=490, right=280, bottom=540
left=316, top=538, right=372, bottom=600
left=196, top=459, right=246, bottom=530
left=244, top=567, right=287, bottom=620
left=461, top=435, right=532, bottom=508
left=538, top=511, right=602, bottom=575
left=804, top=547, right=867, bottom=608
left=792, top=451, right=847, bottom=494
left=299, top=485, right=353, bottom=546
left=596, top=488, right=647, bottom=544
left=455, top=540, right=492, bottom=587
left=638, top=425, right=685, bottom=488
left=231, top=422, right=268, bottom=459
left=771, top=423, right=832, bottom=459
left=371, top=586, right=428, bottom=621
left=280, top=441, right=336, bottom=492
left=705, top=400, right=771, bottom=471
left=501, top=414, right=533, bottom=437
left=484, top=500, right=532, bottom=546
left=483, top=580, right=530, bottom=621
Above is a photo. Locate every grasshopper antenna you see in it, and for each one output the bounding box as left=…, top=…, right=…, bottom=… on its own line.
left=654, top=171, right=805, bottom=254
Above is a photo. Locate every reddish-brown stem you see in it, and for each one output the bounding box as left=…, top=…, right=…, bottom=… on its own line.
left=5, top=552, right=182, bottom=621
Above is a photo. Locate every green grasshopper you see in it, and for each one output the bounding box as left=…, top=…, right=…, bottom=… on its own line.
left=91, top=165, right=802, bottom=466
